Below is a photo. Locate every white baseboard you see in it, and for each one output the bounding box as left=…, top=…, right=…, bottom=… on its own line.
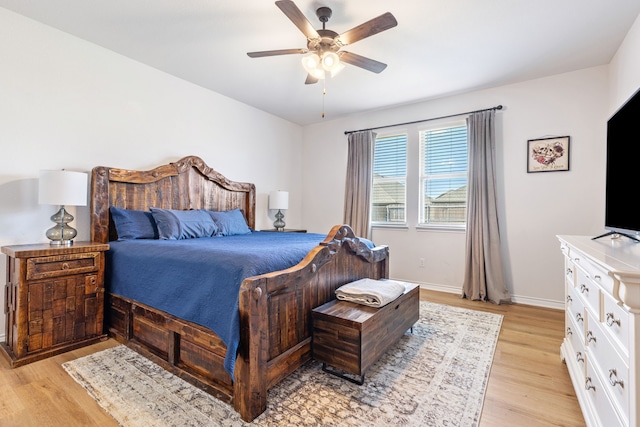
left=397, top=280, right=564, bottom=310
left=509, top=294, right=564, bottom=310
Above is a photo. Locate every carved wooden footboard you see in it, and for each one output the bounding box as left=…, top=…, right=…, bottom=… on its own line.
left=236, top=224, right=388, bottom=420
left=91, top=156, right=389, bottom=422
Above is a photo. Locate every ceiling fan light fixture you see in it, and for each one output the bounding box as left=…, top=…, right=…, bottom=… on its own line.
left=330, top=61, right=346, bottom=77
left=321, top=51, right=340, bottom=72
left=310, top=67, right=326, bottom=80
left=301, top=53, right=321, bottom=73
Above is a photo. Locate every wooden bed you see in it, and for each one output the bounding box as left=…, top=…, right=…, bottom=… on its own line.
left=90, top=155, right=389, bottom=422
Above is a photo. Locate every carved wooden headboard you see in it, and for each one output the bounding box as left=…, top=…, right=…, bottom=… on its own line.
left=90, top=155, right=256, bottom=243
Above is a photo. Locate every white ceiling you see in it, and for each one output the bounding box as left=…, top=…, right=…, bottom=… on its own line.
left=2, top=0, right=640, bottom=125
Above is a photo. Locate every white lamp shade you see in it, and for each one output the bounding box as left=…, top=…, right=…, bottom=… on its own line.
left=269, top=191, right=289, bottom=210
left=301, top=54, right=326, bottom=80
left=38, top=170, right=88, bottom=206
left=321, top=52, right=340, bottom=71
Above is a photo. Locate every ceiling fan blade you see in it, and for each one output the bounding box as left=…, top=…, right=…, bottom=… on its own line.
left=305, top=74, right=319, bottom=85
left=337, top=12, right=398, bottom=46
left=276, top=0, right=320, bottom=40
left=339, top=52, right=387, bottom=73
left=247, top=48, right=308, bottom=58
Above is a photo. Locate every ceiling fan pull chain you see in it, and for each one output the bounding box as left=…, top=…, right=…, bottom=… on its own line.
left=322, top=81, right=326, bottom=118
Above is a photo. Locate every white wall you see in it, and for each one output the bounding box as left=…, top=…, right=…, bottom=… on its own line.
left=609, top=13, right=640, bottom=111
left=302, top=66, right=611, bottom=308
left=0, top=9, right=303, bottom=340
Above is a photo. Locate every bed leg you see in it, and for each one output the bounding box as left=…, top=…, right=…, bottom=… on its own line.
left=235, top=279, right=269, bottom=422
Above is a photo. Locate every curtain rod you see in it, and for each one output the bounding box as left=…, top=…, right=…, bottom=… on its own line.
left=343, top=105, right=503, bottom=135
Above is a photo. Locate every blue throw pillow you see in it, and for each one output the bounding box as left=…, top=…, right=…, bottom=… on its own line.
left=110, top=207, right=159, bottom=240
left=150, top=208, right=218, bottom=240
left=207, top=208, right=251, bottom=236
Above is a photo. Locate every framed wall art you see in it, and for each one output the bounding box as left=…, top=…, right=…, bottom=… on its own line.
left=527, top=136, right=570, bottom=173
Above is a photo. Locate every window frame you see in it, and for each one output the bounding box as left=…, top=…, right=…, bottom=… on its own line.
left=417, top=119, right=468, bottom=231
left=370, top=131, right=408, bottom=227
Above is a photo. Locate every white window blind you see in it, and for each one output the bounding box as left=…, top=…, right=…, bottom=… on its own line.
left=419, top=122, right=468, bottom=226
left=371, top=133, right=407, bottom=224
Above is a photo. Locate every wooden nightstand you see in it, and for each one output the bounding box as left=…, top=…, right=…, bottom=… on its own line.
left=1, top=242, right=109, bottom=367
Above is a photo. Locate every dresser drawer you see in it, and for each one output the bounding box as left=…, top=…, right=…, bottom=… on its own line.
left=26, top=252, right=101, bottom=281
left=574, top=266, right=601, bottom=320
left=585, top=359, right=625, bottom=427
left=567, top=282, right=586, bottom=340
left=567, top=314, right=586, bottom=371
left=564, top=257, right=575, bottom=286
left=572, top=250, right=615, bottom=301
left=586, top=318, right=629, bottom=424
left=602, top=291, right=629, bottom=358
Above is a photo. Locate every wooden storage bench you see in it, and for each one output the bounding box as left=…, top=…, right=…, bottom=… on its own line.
left=311, top=281, right=419, bottom=384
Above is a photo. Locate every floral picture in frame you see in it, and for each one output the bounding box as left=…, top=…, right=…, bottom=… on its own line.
left=527, top=136, right=570, bottom=172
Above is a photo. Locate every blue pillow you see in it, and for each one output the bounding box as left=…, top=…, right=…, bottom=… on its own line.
left=150, top=208, right=218, bottom=240
left=207, top=209, right=251, bottom=236
left=110, top=207, right=159, bottom=240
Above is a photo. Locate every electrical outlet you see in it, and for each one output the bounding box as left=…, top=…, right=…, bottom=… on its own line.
left=419, top=258, right=425, bottom=268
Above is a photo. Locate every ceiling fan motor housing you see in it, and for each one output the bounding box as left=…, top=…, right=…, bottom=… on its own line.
left=308, top=29, right=341, bottom=53
left=316, top=7, right=332, bottom=23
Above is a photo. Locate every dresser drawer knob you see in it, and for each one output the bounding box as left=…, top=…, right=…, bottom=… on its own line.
left=61, top=262, right=70, bottom=270
left=585, top=377, right=596, bottom=391
left=566, top=295, right=572, bottom=303
left=605, top=312, right=621, bottom=327
left=576, top=352, right=584, bottom=363
left=609, top=369, right=624, bottom=388
left=566, top=268, right=573, bottom=276
left=593, top=275, right=602, bottom=282
left=566, top=327, right=572, bottom=336
left=580, top=284, right=589, bottom=294
left=586, top=331, right=597, bottom=343
left=575, top=313, right=584, bottom=323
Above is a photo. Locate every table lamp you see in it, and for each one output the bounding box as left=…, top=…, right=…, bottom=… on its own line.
left=38, top=170, right=88, bottom=246
left=269, top=190, right=289, bottom=231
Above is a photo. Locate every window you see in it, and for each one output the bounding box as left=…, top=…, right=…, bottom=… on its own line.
left=371, top=133, right=407, bottom=224
left=419, top=122, right=468, bottom=226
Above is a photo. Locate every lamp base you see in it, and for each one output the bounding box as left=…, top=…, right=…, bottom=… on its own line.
left=46, top=206, right=77, bottom=246
left=48, top=238, right=74, bottom=247
left=273, top=209, right=286, bottom=231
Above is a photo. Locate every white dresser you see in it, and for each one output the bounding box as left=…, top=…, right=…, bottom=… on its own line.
left=558, top=235, right=640, bottom=427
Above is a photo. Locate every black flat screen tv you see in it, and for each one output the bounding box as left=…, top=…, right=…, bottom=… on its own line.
left=593, top=86, right=640, bottom=242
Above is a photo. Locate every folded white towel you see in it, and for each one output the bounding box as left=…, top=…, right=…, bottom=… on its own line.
left=335, top=278, right=407, bottom=308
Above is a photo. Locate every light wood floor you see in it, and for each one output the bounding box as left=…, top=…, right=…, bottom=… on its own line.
left=0, top=289, right=585, bottom=426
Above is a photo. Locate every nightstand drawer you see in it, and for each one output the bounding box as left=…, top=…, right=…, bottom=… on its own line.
left=26, top=252, right=100, bottom=280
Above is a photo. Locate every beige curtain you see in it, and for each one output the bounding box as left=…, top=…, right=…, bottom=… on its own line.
left=462, top=110, right=511, bottom=304
left=344, top=130, right=376, bottom=239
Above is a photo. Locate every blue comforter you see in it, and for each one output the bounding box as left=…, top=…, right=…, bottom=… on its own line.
left=106, top=231, right=334, bottom=377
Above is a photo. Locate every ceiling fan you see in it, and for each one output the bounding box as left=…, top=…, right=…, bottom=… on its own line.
left=247, top=1, right=398, bottom=84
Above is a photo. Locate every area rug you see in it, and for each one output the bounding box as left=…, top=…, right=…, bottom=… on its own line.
left=63, top=301, right=503, bottom=427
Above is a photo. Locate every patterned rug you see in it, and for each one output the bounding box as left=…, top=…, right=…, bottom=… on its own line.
left=63, top=301, right=502, bottom=427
